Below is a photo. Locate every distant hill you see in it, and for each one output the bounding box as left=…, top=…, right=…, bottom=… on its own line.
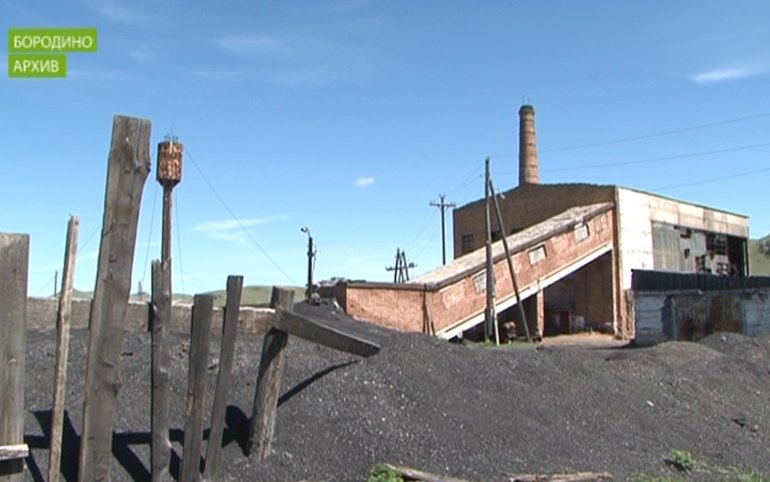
left=749, top=234, right=770, bottom=275
left=67, top=285, right=305, bottom=308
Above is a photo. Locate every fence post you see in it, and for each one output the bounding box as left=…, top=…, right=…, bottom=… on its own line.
left=203, top=276, right=243, bottom=481
left=0, top=233, right=29, bottom=482
left=151, top=260, right=172, bottom=482
left=48, top=216, right=79, bottom=482
left=247, top=287, right=295, bottom=459
left=180, top=295, right=214, bottom=482
left=78, top=115, right=152, bottom=482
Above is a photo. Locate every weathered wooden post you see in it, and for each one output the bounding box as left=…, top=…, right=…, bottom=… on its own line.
left=203, top=275, right=243, bottom=481
left=48, top=216, right=80, bottom=482
left=180, top=294, right=214, bottom=482
left=78, top=115, right=152, bottom=482
left=247, top=287, right=295, bottom=459
left=0, top=233, right=29, bottom=482
left=152, top=135, right=182, bottom=482
left=151, top=260, right=172, bottom=482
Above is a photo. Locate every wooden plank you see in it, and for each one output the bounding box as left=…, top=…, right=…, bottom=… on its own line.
left=0, top=233, right=29, bottom=482
left=273, top=307, right=380, bottom=357
left=78, top=115, right=152, bottom=482
left=203, top=275, right=243, bottom=481
left=0, top=445, right=28, bottom=462
left=247, top=287, right=294, bottom=459
left=48, top=216, right=80, bottom=482
left=151, top=260, right=172, bottom=482
left=180, top=295, right=215, bottom=482
left=508, top=472, right=613, bottom=482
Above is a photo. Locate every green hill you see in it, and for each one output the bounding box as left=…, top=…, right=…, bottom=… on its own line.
left=749, top=234, right=770, bottom=275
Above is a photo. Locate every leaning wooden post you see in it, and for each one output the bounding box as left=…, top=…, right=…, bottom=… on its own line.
left=247, top=287, right=295, bottom=459
left=0, top=233, right=29, bottom=482
left=78, top=115, right=152, bottom=482
left=180, top=295, right=214, bottom=482
left=48, top=216, right=80, bottom=482
left=151, top=260, right=172, bottom=482
left=203, top=275, right=243, bottom=481
left=488, top=177, right=532, bottom=342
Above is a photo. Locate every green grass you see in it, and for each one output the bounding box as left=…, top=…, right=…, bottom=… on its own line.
left=749, top=235, right=770, bottom=275
left=366, top=464, right=404, bottom=482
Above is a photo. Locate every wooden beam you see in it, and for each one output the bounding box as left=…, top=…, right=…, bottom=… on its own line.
left=247, top=287, right=294, bottom=459
left=203, top=275, right=243, bottom=481
left=151, top=260, right=172, bottom=482
left=48, top=216, right=79, bottom=482
left=273, top=307, right=380, bottom=357
left=78, top=115, right=152, bottom=482
left=0, top=446, right=28, bottom=463
left=0, top=233, right=29, bottom=482
left=180, top=294, right=215, bottom=482
left=508, top=472, right=613, bottom=482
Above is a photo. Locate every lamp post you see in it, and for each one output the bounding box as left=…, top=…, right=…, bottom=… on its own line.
left=300, top=227, right=315, bottom=301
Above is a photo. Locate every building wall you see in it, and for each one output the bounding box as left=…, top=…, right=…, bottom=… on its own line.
left=453, top=184, right=616, bottom=258
left=634, top=288, right=770, bottom=345
left=26, top=296, right=274, bottom=334
left=346, top=206, right=616, bottom=336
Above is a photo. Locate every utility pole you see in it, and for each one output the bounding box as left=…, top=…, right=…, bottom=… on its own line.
left=430, top=194, right=456, bottom=265
left=386, top=248, right=416, bottom=283
left=300, top=227, right=315, bottom=300
left=54, top=270, right=58, bottom=298
left=484, top=158, right=498, bottom=343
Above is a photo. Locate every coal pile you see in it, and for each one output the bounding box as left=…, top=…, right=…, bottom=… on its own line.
left=22, top=311, right=770, bottom=481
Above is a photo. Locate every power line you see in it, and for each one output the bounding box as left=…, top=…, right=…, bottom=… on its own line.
left=174, top=189, right=186, bottom=294
left=140, top=183, right=159, bottom=292
left=184, top=147, right=297, bottom=286
left=493, top=140, right=770, bottom=174
left=652, top=166, right=770, bottom=192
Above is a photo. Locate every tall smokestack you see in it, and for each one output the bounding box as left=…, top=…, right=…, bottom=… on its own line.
left=518, top=104, right=539, bottom=185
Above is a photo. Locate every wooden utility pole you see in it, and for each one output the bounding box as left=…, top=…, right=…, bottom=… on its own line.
left=48, top=216, right=79, bottom=482
left=300, top=227, right=315, bottom=300
left=430, top=194, right=456, bottom=265
left=78, top=115, right=151, bottom=482
left=386, top=248, right=416, bottom=283
left=0, top=233, right=29, bottom=482
left=152, top=136, right=183, bottom=482
left=488, top=178, right=532, bottom=342
left=483, top=158, right=497, bottom=343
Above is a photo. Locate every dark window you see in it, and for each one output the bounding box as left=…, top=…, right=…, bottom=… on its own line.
left=461, top=234, right=474, bottom=254
left=491, top=230, right=502, bottom=241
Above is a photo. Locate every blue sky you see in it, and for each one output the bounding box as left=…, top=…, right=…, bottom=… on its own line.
left=3, top=0, right=770, bottom=296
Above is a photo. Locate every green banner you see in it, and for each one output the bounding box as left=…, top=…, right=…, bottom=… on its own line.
left=8, top=28, right=97, bottom=53
left=8, top=54, right=67, bottom=78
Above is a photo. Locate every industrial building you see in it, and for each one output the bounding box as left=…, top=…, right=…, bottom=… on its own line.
left=331, top=105, right=749, bottom=340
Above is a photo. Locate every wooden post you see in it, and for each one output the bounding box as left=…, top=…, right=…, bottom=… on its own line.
left=483, top=157, right=497, bottom=343
left=78, top=115, right=152, bottom=482
left=0, top=233, right=29, bottom=482
left=203, top=276, right=243, bottom=481
left=48, top=216, right=80, bottom=482
left=180, top=295, right=214, bottom=482
left=247, top=287, right=295, bottom=459
left=151, top=260, right=172, bottom=482
left=489, top=177, right=532, bottom=342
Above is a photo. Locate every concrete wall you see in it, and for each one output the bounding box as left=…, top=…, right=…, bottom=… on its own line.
left=633, top=288, right=770, bottom=345
left=345, top=206, right=616, bottom=336
left=26, top=296, right=274, bottom=334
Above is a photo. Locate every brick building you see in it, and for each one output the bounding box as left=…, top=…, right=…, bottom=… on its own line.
left=451, top=105, right=749, bottom=338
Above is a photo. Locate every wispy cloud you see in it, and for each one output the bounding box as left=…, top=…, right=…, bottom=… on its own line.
left=193, top=216, right=285, bottom=233
left=690, top=64, right=767, bottom=84
left=129, top=44, right=157, bottom=62
left=190, top=69, right=249, bottom=81
left=354, top=176, right=375, bottom=187
left=216, top=36, right=288, bottom=58
left=68, top=69, right=132, bottom=81
left=89, top=0, right=155, bottom=25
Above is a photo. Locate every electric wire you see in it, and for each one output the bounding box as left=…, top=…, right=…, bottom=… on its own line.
left=184, top=147, right=297, bottom=286
left=173, top=189, right=186, bottom=294
left=140, top=183, right=159, bottom=293
left=652, top=166, right=770, bottom=192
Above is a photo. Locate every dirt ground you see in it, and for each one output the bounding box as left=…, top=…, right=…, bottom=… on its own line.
left=20, top=303, right=770, bottom=481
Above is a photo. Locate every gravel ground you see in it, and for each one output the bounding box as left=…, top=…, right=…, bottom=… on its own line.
left=21, top=304, right=770, bottom=481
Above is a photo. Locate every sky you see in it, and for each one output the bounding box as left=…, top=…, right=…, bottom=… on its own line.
left=3, top=0, right=770, bottom=296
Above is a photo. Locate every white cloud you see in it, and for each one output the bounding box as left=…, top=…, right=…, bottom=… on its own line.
left=690, top=65, right=766, bottom=84
left=193, top=216, right=286, bottom=233
left=354, top=176, right=375, bottom=187
left=216, top=35, right=287, bottom=57
left=90, top=0, right=154, bottom=25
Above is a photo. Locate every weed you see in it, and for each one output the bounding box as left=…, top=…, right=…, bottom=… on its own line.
left=665, top=449, right=696, bottom=473
left=366, top=463, right=404, bottom=482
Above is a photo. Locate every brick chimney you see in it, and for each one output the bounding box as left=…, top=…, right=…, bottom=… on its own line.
left=518, top=104, right=540, bottom=185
